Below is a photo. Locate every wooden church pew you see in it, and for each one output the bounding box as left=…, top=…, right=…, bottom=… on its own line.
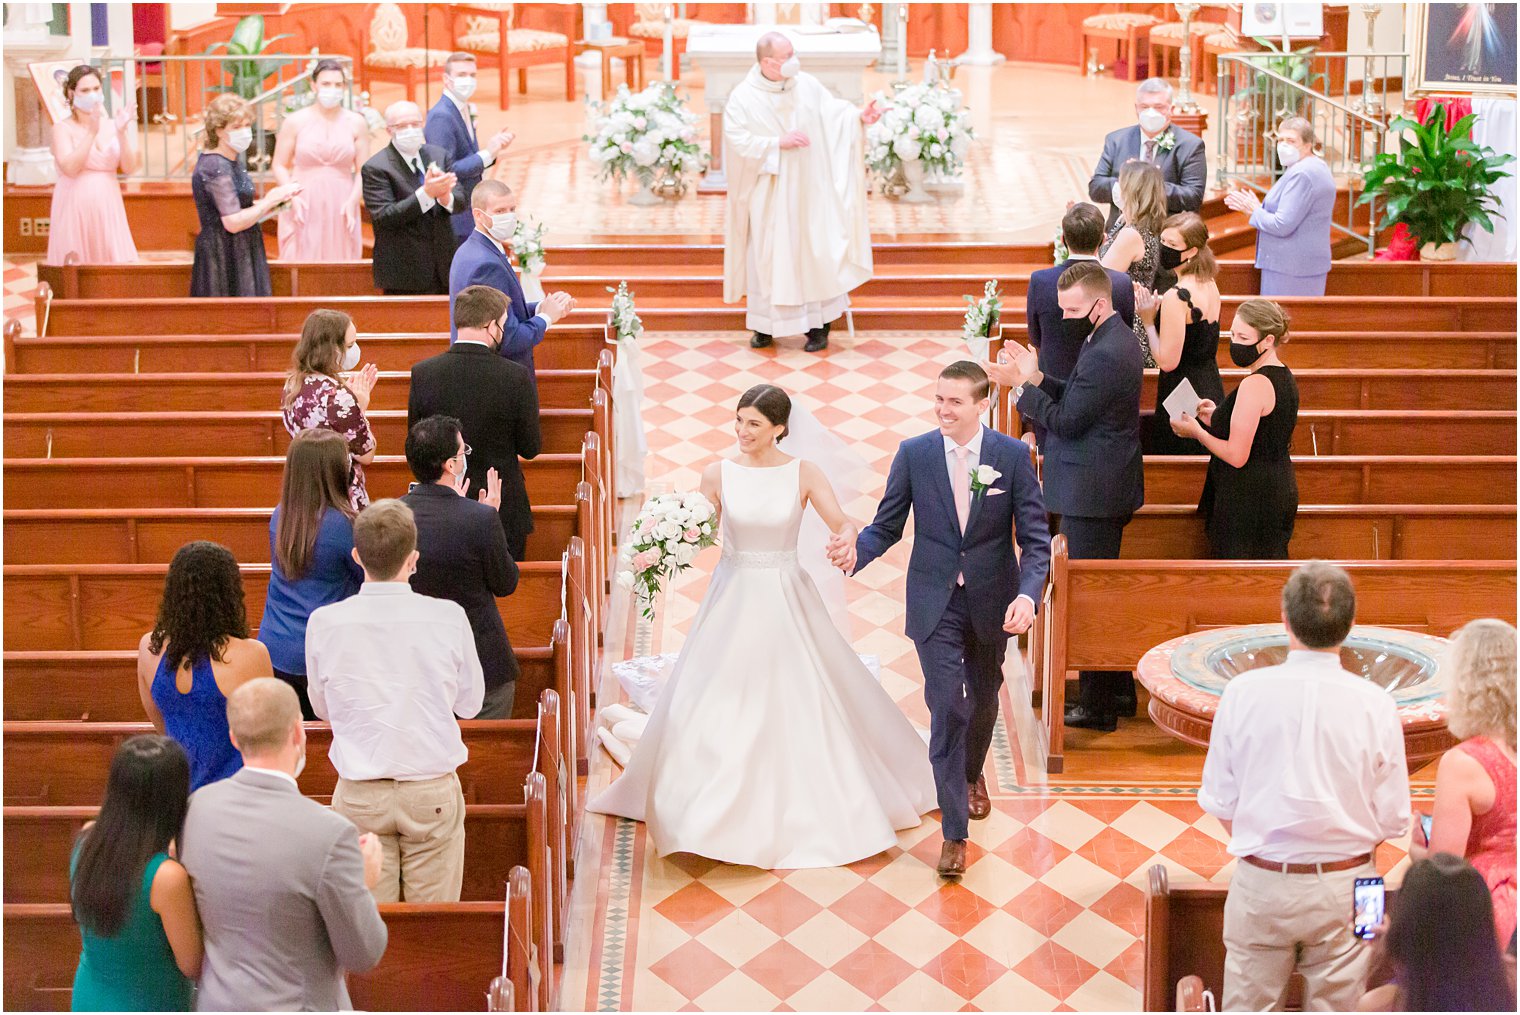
left=1135, top=455, right=1518, bottom=505
left=1141, top=369, right=1518, bottom=412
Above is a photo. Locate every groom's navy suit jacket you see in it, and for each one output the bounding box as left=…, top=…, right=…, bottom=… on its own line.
left=855, top=426, right=1051, bottom=643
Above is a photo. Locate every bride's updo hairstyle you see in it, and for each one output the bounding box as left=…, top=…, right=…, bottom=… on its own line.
left=737, top=384, right=792, bottom=441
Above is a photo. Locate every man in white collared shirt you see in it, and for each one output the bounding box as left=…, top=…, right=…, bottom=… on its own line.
left=425, top=52, right=514, bottom=243
left=1199, top=561, right=1410, bottom=1011
left=306, top=499, right=486, bottom=903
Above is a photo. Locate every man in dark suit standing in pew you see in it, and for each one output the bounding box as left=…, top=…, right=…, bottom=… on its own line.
left=362, top=101, right=463, bottom=295
left=997, top=261, right=1144, bottom=732
left=409, top=284, right=542, bottom=564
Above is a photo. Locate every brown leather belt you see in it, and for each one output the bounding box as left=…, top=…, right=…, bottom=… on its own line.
left=1242, top=852, right=1373, bottom=875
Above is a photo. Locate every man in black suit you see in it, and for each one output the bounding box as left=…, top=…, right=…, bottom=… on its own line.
left=1088, top=78, right=1207, bottom=229
left=401, top=415, right=519, bottom=719
left=1005, top=262, right=1145, bottom=732
left=408, top=284, right=542, bottom=562
left=361, top=101, right=463, bottom=295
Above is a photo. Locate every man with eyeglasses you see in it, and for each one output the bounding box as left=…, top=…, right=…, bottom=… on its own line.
left=400, top=414, right=520, bottom=720
left=408, top=284, right=542, bottom=573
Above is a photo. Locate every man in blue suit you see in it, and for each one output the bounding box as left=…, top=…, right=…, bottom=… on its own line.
left=1006, top=262, right=1145, bottom=733
left=448, top=179, right=575, bottom=373
left=1088, top=78, right=1207, bottom=229
left=1028, top=203, right=1136, bottom=385
left=425, top=52, right=514, bottom=243
left=845, top=362, right=1050, bottom=878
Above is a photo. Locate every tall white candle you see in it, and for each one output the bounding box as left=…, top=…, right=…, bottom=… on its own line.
left=664, top=4, right=675, bottom=80
left=897, top=4, right=907, bottom=79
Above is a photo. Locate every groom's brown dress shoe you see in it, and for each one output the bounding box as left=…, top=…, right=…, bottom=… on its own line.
left=968, top=776, right=991, bottom=820
left=938, top=840, right=968, bottom=878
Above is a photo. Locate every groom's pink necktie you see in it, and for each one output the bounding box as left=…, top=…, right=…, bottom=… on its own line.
left=952, top=446, right=971, bottom=587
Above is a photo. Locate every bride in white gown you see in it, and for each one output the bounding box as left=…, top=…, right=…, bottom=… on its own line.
left=589, top=384, right=937, bottom=869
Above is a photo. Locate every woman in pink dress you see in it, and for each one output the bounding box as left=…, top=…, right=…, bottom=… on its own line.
left=1413, top=618, right=1517, bottom=947
left=46, top=65, right=138, bottom=264
left=271, top=59, right=368, bottom=261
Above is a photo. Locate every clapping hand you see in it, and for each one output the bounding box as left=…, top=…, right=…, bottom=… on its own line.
left=1223, top=187, right=1261, bottom=215
left=779, top=129, right=811, bottom=150
left=1003, top=596, right=1035, bottom=635
left=422, top=166, right=457, bottom=199
left=540, top=291, right=576, bottom=324
left=984, top=341, right=1039, bottom=389
left=345, top=362, right=379, bottom=409
left=113, top=98, right=137, bottom=131
left=487, top=129, right=515, bottom=156
left=1134, top=284, right=1161, bottom=324
left=477, top=467, right=503, bottom=510
left=826, top=528, right=857, bottom=573
left=860, top=100, right=883, bottom=125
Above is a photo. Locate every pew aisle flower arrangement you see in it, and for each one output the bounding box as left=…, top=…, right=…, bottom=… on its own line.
left=617, top=493, right=719, bottom=620
left=608, top=281, right=649, bottom=496
left=511, top=216, right=547, bottom=302
left=961, top=280, right=1002, bottom=361
left=585, top=81, right=706, bottom=201
left=864, top=83, right=974, bottom=195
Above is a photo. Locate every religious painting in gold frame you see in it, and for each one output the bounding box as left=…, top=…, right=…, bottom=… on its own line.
left=1406, top=2, right=1518, bottom=98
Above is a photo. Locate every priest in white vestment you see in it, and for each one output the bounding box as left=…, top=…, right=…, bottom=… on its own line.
left=723, top=32, right=878, bottom=353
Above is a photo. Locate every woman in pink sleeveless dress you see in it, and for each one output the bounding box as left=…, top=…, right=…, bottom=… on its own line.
left=1416, top=618, right=1517, bottom=946
left=46, top=65, right=138, bottom=264
left=271, top=59, right=368, bottom=261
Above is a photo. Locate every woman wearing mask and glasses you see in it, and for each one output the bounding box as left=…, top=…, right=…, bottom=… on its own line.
left=191, top=94, right=301, bottom=297
left=282, top=309, right=378, bottom=510
left=270, top=59, right=368, bottom=261
left=1224, top=117, right=1337, bottom=297
left=46, top=65, right=139, bottom=265
left=1170, top=299, right=1299, bottom=559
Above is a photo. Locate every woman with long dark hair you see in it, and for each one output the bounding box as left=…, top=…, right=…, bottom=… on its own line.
left=1359, top=853, right=1515, bottom=1011
left=70, top=735, right=201, bottom=1010
left=137, top=541, right=273, bottom=790
left=282, top=309, right=378, bottom=510
left=258, top=430, right=364, bottom=718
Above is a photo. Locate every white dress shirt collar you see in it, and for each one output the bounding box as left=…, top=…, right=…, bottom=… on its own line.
left=1065, top=253, right=1098, bottom=263
left=241, top=765, right=300, bottom=789
left=942, top=426, right=985, bottom=459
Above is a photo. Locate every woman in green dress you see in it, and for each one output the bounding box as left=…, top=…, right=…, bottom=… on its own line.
left=70, top=735, right=202, bottom=1011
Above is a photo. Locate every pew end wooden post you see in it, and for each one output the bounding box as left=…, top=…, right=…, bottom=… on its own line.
left=3, top=318, right=20, bottom=375
left=1039, top=536, right=1070, bottom=774
left=523, top=771, right=553, bottom=1012
left=33, top=282, right=51, bottom=340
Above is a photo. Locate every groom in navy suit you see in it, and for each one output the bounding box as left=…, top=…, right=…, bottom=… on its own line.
left=448, top=179, right=575, bottom=373
left=844, top=362, right=1050, bottom=877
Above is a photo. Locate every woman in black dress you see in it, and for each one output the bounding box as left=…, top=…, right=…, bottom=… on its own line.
left=190, top=94, right=300, bottom=297
left=1170, top=299, right=1299, bottom=559
left=1138, top=212, right=1225, bottom=455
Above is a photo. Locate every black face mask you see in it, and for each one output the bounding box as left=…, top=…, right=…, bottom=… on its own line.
left=1229, top=339, right=1265, bottom=367
left=1061, top=301, right=1099, bottom=345
left=488, top=320, right=505, bottom=353
left=1159, top=245, right=1187, bottom=270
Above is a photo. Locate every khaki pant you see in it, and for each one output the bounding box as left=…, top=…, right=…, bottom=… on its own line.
left=1222, top=859, right=1375, bottom=1012
left=332, top=772, right=465, bottom=903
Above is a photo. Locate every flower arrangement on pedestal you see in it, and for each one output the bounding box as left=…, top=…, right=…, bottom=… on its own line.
left=617, top=492, right=719, bottom=620
left=864, top=82, right=974, bottom=202
left=510, top=216, right=547, bottom=302
left=585, top=81, right=707, bottom=205
left=961, top=280, right=1002, bottom=361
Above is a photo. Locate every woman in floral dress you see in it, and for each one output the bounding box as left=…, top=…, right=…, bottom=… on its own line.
left=281, top=310, right=378, bottom=510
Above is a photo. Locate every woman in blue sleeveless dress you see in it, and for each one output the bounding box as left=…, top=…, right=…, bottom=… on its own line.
left=137, top=541, right=273, bottom=791
left=70, top=735, right=201, bottom=1011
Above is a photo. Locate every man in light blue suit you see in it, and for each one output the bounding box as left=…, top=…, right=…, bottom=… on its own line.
left=448, top=179, right=575, bottom=373
left=425, top=52, right=513, bottom=243
left=847, top=361, right=1050, bottom=878
left=1225, top=116, right=1338, bottom=296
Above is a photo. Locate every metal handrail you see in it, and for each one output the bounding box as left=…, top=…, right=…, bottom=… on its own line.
left=1223, top=56, right=1386, bottom=127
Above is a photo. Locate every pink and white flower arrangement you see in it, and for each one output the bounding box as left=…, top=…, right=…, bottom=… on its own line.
left=616, top=491, right=718, bottom=618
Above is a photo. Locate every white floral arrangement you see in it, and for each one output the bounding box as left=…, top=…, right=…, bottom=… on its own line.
left=584, top=81, right=707, bottom=187
left=608, top=281, right=642, bottom=342
left=616, top=491, right=719, bottom=619
left=1053, top=227, right=1069, bottom=265
left=864, top=82, right=974, bottom=184
left=961, top=280, right=1002, bottom=359
left=510, top=216, right=547, bottom=277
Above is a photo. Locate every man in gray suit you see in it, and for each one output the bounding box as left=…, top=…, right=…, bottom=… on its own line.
left=1088, top=77, right=1207, bottom=228
left=182, top=679, right=389, bottom=1011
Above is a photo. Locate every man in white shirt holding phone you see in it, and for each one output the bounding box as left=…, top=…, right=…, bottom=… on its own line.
left=1199, top=560, right=1410, bottom=1011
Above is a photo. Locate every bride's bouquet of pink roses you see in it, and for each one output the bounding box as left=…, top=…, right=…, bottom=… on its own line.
left=616, top=491, right=718, bottom=619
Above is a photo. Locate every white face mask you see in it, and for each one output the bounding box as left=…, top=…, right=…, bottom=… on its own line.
left=778, top=56, right=800, bottom=78
left=487, top=211, right=517, bottom=241
left=293, top=733, right=307, bottom=778
left=1277, top=141, right=1303, bottom=167
left=448, top=75, right=477, bottom=101
left=316, top=86, right=344, bottom=109
left=341, top=342, right=360, bottom=371
left=72, top=91, right=103, bottom=112
left=225, top=127, right=254, bottom=153
left=1111, top=188, right=1124, bottom=213
left=392, top=126, right=424, bottom=159
left=1138, top=107, right=1168, bottom=135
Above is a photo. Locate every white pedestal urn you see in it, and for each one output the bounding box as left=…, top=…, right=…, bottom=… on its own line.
left=899, top=157, right=933, bottom=203
left=628, top=176, right=661, bottom=206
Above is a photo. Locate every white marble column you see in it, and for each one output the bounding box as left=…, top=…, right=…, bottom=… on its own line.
left=957, top=3, right=1005, bottom=66
left=4, top=5, right=72, bottom=185
left=877, top=2, right=905, bottom=74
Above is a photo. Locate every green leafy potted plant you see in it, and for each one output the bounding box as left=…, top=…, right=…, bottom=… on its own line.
left=1359, top=102, right=1515, bottom=261
left=205, top=15, right=294, bottom=101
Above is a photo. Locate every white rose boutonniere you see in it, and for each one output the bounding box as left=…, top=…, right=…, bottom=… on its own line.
left=969, top=464, right=1003, bottom=496
left=1155, top=130, right=1176, bottom=153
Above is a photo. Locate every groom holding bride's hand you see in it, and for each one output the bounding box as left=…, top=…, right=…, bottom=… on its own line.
left=833, top=362, right=1050, bottom=878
